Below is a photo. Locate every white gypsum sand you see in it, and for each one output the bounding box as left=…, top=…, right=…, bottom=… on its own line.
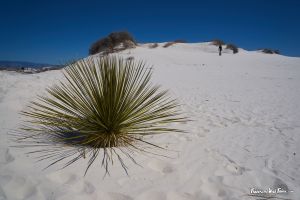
left=0, top=42, right=299, bottom=200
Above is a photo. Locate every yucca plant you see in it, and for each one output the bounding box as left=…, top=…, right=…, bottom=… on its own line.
left=14, top=56, right=186, bottom=175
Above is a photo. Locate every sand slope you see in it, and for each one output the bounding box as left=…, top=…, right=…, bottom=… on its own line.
left=0, top=43, right=299, bottom=200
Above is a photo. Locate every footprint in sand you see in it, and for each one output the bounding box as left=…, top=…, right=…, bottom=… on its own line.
left=83, top=181, right=95, bottom=194
left=225, top=163, right=246, bottom=175
left=221, top=154, right=249, bottom=176
left=47, top=172, right=97, bottom=196
left=108, top=192, right=134, bottom=200
left=0, top=149, right=15, bottom=165
left=147, top=160, right=175, bottom=174
left=64, top=174, right=78, bottom=185
left=47, top=172, right=78, bottom=185
left=136, top=191, right=166, bottom=200
left=3, top=176, right=40, bottom=200
left=0, top=185, right=7, bottom=200
left=0, top=174, right=12, bottom=186
left=206, top=149, right=249, bottom=176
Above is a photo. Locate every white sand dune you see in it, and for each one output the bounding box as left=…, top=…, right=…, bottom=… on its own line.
left=0, top=42, right=299, bottom=200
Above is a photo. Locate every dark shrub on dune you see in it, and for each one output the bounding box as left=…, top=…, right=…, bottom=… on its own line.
left=108, top=31, right=136, bottom=46
left=211, top=39, right=225, bottom=46
left=163, top=39, right=187, bottom=48
left=261, top=48, right=280, bottom=54
left=89, top=31, right=136, bottom=55
left=89, top=37, right=113, bottom=55
left=226, top=44, right=239, bottom=54
left=173, top=39, right=187, bottom=43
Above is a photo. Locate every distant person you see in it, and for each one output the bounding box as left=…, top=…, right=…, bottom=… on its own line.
left=218, top=45, right=222, bottom=56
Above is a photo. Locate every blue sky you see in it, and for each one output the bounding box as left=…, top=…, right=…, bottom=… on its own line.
left=0, top=0, right=299, bottom=64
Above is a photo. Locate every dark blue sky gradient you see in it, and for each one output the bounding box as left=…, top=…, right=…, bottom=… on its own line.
left=0, top=0, right=299, bottom=64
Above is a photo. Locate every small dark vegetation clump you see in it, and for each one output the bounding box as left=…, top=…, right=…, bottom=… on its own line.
left=89, top=31, right=136, bottom=55
left=148, top=43, right=159, bottom=49
left=226, top=44, right=239, bottom=54
left=211, top=39, right=225, bottom=46
left=126, top=56, right=134, bottom=61
left=163, top=42, right=175, bottom=48
left=261, top=48, right=280, bottom=54
left=163, top=39, right=187, bottom=48
left=173, top=39, right=187, bottom=43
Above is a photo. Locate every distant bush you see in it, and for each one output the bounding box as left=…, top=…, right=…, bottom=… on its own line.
left=211, top=39, right=225, bottom=46
left=89, top=31, right=136, bottom=55
left=163, top=42, right=175, bottom=48
left=226, top=44, right=238, bottom=54
left=89, top=37, right=112, bottom=55
left=261, top=48, right=280, bottom=54
left=149, top=43, right=159, bottom=49
left=163, top=39, right=186, bottom=48
left=109, top=32, right=136, bottom=47
left=173, top=39, right=187, bottom=43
